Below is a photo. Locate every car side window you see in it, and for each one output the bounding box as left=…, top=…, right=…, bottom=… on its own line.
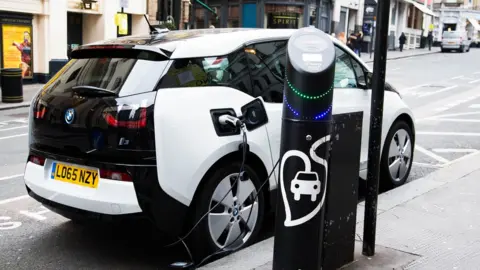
left=245, top=40, right=287, bottom=103
left=334, top=46, right=358, bottom=89
left=157, top=49, right=252, bottom=95
left=350, top=56, right=367, bottom=87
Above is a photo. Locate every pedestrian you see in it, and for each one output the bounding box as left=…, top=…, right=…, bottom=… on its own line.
left=399, top=32, right=406, bottom=52
left=356, top=31, right=363, bottom=56
left=427, top=31, right=433, bottom=51
left=347, top=32, right=357, bottom=52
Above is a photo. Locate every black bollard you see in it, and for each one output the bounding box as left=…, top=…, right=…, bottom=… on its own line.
left=272, top=26, right=336, bottom=270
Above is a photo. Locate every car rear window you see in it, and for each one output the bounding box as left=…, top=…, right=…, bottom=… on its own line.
left=42, top=49, right=170, bottom=97
left=443, top=32, right=462, bottom=38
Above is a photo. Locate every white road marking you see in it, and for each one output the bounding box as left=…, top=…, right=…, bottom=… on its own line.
left=469, top=79, right=480, bottom=84
left=417, top=131, right=480, bottom=136
left=415, top=145, right=450, bottom=163
left=432, top=148, right=478, bottom=153
left=412, top=162, right=444, bottom=169
left=402, top=83, right=428, bottom=91
left=469, top=104, right=480, bottom=109
left=0, top=126, right=28, bottom=132
left=451, top=75, right=464, bottom=80
left=0, top=195, right=29, bottom=205
left=0, top=133, right=27, bottom=140
left=0, top=174, right=23, bottom=181
left=418, top=85, right=458, bottom=98
left=19, top=206, right=50, bottom=221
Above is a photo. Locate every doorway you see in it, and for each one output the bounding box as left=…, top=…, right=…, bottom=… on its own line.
left=67, top=12, right=83, bottom=59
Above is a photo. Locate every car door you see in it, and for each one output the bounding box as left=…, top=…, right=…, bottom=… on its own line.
left=244, top=40, right=287, bottom=183
left=331, top=46, right=372, bottom=172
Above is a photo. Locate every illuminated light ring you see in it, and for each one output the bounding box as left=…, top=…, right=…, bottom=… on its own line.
left=284, top=66, right=333, bottom=100
left=283, top=94, right=332, bottom=120
left=286, top=76, right=333, bottom=100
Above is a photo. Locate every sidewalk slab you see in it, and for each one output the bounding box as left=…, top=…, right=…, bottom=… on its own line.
left=361, top=48, right=440, bottom=63
left=200, top=151, right=480, bottom=270
left=0, top=84, right=43, bottom=111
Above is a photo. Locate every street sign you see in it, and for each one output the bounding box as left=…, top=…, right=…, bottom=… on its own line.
left=120, top=0, right=129, bottom=9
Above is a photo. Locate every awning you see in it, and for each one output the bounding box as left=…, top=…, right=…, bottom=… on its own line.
left=467, top=17, right=480, bottom=31
left=403, top=0, right=436, bottom=17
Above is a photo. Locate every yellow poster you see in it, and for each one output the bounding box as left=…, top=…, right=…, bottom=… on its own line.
left=116, top=13, right=128, bottom=35
left=2, top=24, right=33, bottom=78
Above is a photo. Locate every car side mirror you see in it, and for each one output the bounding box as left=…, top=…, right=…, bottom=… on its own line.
left=240, top=98, right=269, bottom=131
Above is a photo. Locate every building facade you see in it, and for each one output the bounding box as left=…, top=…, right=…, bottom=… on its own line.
left=363, top=0, right=436, bottom=50
left=184, top=0, right=333, bottom=34
left=0, top=0, right=150, bottom=83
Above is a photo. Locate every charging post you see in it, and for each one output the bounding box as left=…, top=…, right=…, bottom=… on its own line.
left=272, top=26, right=336, bottom=269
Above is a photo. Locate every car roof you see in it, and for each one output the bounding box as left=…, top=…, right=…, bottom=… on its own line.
left=85, top=27, right=351, bottom=59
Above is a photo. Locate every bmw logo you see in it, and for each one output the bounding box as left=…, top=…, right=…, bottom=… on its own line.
left=65, top=108, right=75, bottom=124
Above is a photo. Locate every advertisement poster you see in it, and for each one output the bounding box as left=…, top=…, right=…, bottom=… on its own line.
left=2, top=24, right=33, bottom=78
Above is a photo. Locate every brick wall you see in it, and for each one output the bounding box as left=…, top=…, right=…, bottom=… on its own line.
left=147, top=0, right=159, bottom=25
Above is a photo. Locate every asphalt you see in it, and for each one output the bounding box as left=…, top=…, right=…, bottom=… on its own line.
left=0, top=48, right=480, bottom=269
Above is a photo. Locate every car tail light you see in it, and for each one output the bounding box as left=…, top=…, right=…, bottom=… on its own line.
left=100, top=169, right=132, bottom=181
left=29, top=155, right=46, bottom=166
left=103, top=104, right=148, bottom=129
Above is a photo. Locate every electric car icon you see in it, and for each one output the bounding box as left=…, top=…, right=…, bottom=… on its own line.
left=291, top=171, right=322, bottom=202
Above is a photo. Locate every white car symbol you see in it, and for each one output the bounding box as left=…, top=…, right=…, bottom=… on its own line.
left=290, top=171, right=321, bottom=202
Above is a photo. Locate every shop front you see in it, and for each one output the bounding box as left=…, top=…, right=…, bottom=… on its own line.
left=190, top=0, right=332, bottom=33
left=0, top=12, right=34, bottom=81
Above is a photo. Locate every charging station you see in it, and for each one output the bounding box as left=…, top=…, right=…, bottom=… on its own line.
left=272, top=26, right=335, bottom=270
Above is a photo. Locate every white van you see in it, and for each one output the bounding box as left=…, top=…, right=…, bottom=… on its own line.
left=441, top=31, right=471, bottom=52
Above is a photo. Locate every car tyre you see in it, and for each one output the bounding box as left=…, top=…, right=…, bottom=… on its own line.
left=186, top=161, right=265, bottom=263
left=380, top=120, right=414, bottom=190
left=441, top=48, right=447, bottom=53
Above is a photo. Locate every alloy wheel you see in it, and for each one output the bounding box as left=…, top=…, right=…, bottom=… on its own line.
left=207, top=173, right=259, bottom=249
left=387, top=129, right=412, bottom=182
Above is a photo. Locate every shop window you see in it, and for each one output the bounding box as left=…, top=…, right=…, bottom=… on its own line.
left=333, top=46, right=358, bottom=89
left=265, top=4, right=304, bottom=29
left=195, top=8, right=206, bottom=29
left=228, top=5, right=240, bottom=28
left=245, top=40, right=288, bottom=103
left=157, top=49, right=252, bottom=95
left=308, top=0, right=317, bottom=26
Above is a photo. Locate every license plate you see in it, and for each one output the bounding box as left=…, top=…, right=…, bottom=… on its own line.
left=448, top=42, right=455, bottom=44
left=50, top=162, right=99, bottom=188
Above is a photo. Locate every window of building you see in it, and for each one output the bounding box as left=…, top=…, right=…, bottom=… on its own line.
left=264, top=4, right=304, bottom=29
left=319, top=0, right=330, bottom=33
left=308, top=1, right=317, bottom=26
left=245, top=40, right=288, bottom=103
left=333, top=46, right=358, bottom=89
left=228, top=5, right=240, bottom=27
left=157, top=49, right=252, bottom=95
left=194, top=7, right=206, bottom=28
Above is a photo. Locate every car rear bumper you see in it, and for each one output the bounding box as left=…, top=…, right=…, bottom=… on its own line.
left=24, top=161, right=142, bottom=215
left=441, top=44, right=461, bottom=49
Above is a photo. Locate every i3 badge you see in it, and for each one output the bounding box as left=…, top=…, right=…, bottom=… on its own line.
left=65, top=108, right=75, bottom=124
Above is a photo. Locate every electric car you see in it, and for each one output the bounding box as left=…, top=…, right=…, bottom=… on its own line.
left=24, top=28, right=415, bottom=259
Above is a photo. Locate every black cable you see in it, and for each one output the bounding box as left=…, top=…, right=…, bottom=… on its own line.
left=163, top=125, right=248, bottom=249
left=195, top=157, right=281, bottom=268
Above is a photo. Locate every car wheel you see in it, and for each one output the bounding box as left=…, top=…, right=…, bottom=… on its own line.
left=380, top=120, right=414, bottom=190
left=187, top=162, right=265, bottom=261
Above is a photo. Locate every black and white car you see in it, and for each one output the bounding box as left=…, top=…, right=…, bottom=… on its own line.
left=24, top=28, right=415, bottom=259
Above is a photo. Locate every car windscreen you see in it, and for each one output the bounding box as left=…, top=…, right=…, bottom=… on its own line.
left=42, top=49, right=170, bottom=97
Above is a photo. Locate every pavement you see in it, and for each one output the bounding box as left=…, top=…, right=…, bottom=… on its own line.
left=0, top=48, right=480, bottom=269
left=0, top=84, right=43, bottom=111
left=360, top=47, right=440, bottom=63
left=200, top=147, right=480, bottom=270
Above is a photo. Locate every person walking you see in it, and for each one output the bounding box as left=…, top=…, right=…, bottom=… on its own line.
left=356, top=31, right=364, bottom=56
left=347, top=32, right=357, bottom=52
left=399, top=32, right=407, bottom=52
left=427, top=31, right=433, bottom=51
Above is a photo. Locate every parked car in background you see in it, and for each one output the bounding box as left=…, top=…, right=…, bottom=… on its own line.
left=441, top=31, right=471, bottom=53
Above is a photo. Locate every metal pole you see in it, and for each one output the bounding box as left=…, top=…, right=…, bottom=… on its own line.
left=362, top=0, right=390, bottom=257
left=273, top=26, right=335, bottom=270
